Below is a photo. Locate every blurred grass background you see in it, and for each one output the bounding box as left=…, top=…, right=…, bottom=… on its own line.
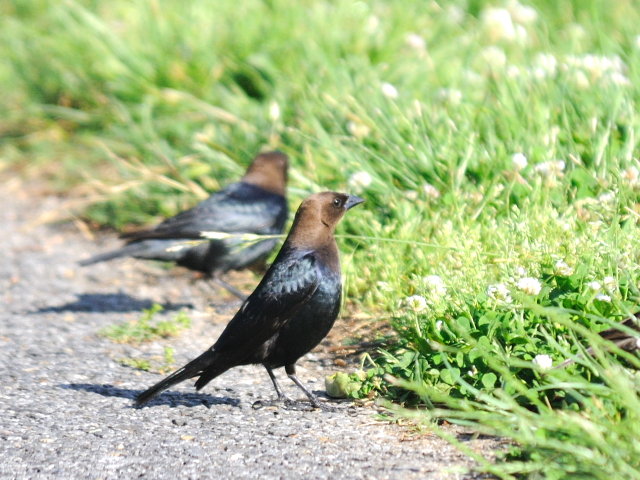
left=3, top=0, right=640, bottom=477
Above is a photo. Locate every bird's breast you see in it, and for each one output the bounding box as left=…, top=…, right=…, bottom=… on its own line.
left=260, top=272, right=342, bottom=369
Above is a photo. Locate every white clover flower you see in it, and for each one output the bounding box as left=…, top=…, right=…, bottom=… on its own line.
left=533, top=354, right=553, bottom=370
left=366, top=15, right=380, bottom=34
left=463, top=69, right=485, bottom=86
left=587, top=281, right=602, bottom=291
left=555, top=260, right=574, bottom=277
left=558, top=220, right=572, bottom=232
left=565, top=24, right=586, bottom=41
left=480, top=46, right=507, bottom=69
left=570, top=70, right=590, bottom=90
left=514, top=266, right=527, bottom=278
left=481, top=8, right=515, bottom=43
left=269, top=101, right=280, bottom=121
left=406, top=33, right=426, bottom=50
left=508, top=2, right=538, bottom=25
left=487, top=284, right=512, bottom=303
left=584, top=54, right=626, bottom=77
left=605, top=72, right=632, bottom=87
left=347, top=171, right=372, bottom=193
left=346, top=121, right=370, bottom=139
left=603, top=276, right=616, bottom=292
left=595, top=293, right=611, bottom=302
left=512, top=153, right=527, bottom=171
left=516, top=277, right=542, bottom=295
left=533, top=52, right=557, bottom=78
left=598, top=191, right=616, bottom=204
left=405, top=295, right=428, bottom=312
left=507, top=65, right=521, bottom=78
left=534, top=160, right=565, bottom=178
left=566, top=54, right=628, bottom=88
left=530, top=67, right=547, bottom=81
left=381, top=82, right=399, bottom=99
left=514, top=24, right=528, bottom=44
left=423, top=183, right=440, bottom=199
left=404, top=190, right=418, bottom=201
left=436, top=88, right=462, bottom=105
left=424, top=275, right=447, bottom=297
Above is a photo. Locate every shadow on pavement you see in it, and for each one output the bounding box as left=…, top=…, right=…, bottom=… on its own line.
left=60, top=383, right=240, bottom=408
left=35, top=293, right=193, bottom=314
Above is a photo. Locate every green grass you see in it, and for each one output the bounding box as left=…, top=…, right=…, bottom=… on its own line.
left=4, top=0, right=640, bottom=477
left=117, top=346, right=177, bottom=374
left=101, top=304, right=191, bottom=344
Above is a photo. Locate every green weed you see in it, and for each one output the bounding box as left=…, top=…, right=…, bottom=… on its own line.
left=101, top=304, right=191, bottom=344
left=117, top=346, right=177, bottom=373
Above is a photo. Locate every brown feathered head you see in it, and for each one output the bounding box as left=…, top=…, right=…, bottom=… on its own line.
left=287, top=192, right=365, bottom=249
left=242, top=151, right=289, bottom=196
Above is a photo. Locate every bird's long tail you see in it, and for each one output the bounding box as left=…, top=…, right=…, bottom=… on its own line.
left=135, top=350, right=220, bottom=405
left=79, top=240, right=189, bottom=266
left=78, top=248, right=131, bottom=266
left=78, top=240, right=159, bottom=265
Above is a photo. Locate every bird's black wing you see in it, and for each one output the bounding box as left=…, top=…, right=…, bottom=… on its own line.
left=211, top=250, right=320, bottom=361
left=121, top=183, right=283, bottom=242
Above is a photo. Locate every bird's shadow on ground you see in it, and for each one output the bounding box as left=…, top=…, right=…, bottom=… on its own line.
left=35, top=293, right=192, bottom=314
left=60, top=383, right=240, bottom=408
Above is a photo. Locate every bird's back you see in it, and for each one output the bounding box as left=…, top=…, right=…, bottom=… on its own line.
left=123, top=182, right=288, bottom=275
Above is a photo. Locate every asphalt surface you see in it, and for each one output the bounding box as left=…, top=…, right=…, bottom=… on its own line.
left=0, top=180, right=500, bottom=479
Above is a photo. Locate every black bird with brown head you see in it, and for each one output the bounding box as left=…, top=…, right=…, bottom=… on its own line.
left=79, top=151, right=289, bottom=299
left=135, top=191, right=364, bottom=409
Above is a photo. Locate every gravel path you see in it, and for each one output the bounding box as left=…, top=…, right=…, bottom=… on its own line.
left=0, top=179, right=499, bottom=479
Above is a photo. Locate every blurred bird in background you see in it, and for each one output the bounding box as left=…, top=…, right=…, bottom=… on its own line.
left=79, top=151, right=289, bottom=299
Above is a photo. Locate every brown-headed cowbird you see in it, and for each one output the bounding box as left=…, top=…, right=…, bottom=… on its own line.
left=134, top=191, right=364, bottom=409
left=79, top=152, right=289, bottom=298
left=554, top=313, right=640, bottom=369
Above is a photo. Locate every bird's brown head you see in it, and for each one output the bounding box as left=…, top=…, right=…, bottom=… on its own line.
left=242, top=151, right=289, bottom=196
left=287, top=192, right=365, bottom=250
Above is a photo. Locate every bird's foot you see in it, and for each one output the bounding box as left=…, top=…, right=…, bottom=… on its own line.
left=251, top=394, right=294, bottom=410
left=252, top=396, right=337, bottom=412
left=306, top=399, right=340, bottom=412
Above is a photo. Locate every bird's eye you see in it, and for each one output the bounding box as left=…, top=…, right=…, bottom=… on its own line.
left=333, top=197, right=343, bottom=207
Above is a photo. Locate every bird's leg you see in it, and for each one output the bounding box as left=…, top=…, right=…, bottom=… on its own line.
left=265, top=366, right=292, bottom=402
left=285, top=364, right=336, bottom=411
left=210, top=273, right=248, bottom=301
left=252, top=366, right=294, bottom=409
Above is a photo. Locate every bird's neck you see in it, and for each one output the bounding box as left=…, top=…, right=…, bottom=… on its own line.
left=285, top=226, right=341, bottom=274
left=241, top=170, right=286, bottom=196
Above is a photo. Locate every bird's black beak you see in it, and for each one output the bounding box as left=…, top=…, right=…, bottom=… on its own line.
left=345, top=195, right=365, bottom=210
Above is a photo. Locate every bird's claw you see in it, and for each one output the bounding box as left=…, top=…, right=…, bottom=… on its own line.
left=251, top=397, right=337, bottom=412
left=309, top=401, right=339, bottom=412
left=251, top=395, right=293, bottom=410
